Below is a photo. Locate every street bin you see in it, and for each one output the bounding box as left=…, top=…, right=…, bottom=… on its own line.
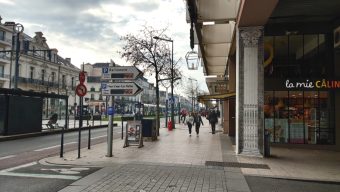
left=141, top=118, right=157, bottom=140
left=167, top=120, right=172, bottom=131
left=264, top=130, right=271, bottom=157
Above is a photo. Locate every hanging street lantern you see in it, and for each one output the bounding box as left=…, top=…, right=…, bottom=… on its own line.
left=185, top=50, right=200, bottom=70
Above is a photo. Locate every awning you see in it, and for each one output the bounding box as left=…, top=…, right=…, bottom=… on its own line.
left=186, top=0, right=239, bottom=76
left=198, top=92, right=236, bottom=101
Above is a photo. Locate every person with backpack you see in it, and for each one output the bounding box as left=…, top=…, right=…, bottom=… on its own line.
left=193, top=112, right=204, bottom=136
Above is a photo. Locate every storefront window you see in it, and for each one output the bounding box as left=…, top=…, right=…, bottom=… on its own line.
left=274, top=91, right=288, bottom=143
left=304, top=91, right=319, bottom=144
left=289, top=35, right=303, bottom=76
left=319, top=92, right=332, bottom=144
left=264, top=33, right=332, bottom=78
left=264, top=91, right=333, bottom=145
left=264, top=91, right=274, bottom=142
left=289, top=91, right=305, bottom=144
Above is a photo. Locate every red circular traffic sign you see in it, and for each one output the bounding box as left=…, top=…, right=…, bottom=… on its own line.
left=79, top=71, right=86, bottom=84
left=76, top=84, right=87, bottom=97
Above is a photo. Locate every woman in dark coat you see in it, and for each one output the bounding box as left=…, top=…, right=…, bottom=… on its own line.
left=208, top=110, right=218, bottom=134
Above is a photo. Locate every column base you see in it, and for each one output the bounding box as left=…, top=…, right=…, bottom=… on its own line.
left=238, top=149, right=262, bottom=157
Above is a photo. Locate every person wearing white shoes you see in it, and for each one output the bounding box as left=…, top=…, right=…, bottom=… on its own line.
left=193, top=112, right=203, bottom=136
left=186, top=112, right=194, bottom=136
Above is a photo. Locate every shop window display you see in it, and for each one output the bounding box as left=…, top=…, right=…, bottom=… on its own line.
left=264, top=91, right=333, bottom=145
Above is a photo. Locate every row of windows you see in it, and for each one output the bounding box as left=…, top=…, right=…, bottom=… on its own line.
left=22, top=40, right=58, bottom=63
left=27, top=66, right=76, bottom=88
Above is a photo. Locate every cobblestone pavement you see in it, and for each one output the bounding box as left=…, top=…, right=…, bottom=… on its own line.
left=245, top=176, right=340, bottom=192
left=59, top=163, right=250, bottom=192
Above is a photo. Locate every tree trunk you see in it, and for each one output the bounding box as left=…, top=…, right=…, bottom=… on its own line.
left=155, top=72, right=160, bottom=137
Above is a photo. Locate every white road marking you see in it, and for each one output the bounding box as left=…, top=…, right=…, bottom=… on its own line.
left=34, top=142, right=77, bottom=152
left=91, top=135, right=106, bottom=139
left=0, top=161, right=83, bottom=180
left=34, top=145, right=59, bottom=152
left=0, top=162, right=37, bottom=172
left=0, top=155, right=16, bottom=161
left=65, top=142, right=77, bottom=145
left=0, top=172, right=80, bottom=180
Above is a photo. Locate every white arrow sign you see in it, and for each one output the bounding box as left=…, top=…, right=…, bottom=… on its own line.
left=101, top=82, right=143, bottom=96
left=102, top=66, right=143, bottom=80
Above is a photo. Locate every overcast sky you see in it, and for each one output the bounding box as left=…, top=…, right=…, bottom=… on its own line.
left=0, top=0, right=208, bottom=94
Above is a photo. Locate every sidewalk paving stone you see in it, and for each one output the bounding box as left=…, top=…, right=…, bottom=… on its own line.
left=38, top=118, right=340, bottom=191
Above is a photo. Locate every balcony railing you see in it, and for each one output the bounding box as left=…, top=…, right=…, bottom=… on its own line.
left=0, top=73, right=10, bottom=79
left=0, top=52, right=10, bottom=61
left=17, top=77, right=73, bottom=88
left=0, top=38, right=12, bottom=46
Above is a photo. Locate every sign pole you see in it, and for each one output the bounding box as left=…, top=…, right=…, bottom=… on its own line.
left=78, top=95, right=83, bottom=158
left=76, top=69, right=86, bottom=159
left=107, top=95, right=115, bottom=157
left=121, top=112, right=124, bottom=140
left=165, top=99, right=168, bottom=127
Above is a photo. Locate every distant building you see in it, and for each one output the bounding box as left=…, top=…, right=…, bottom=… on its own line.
left=0, top=19, right=80, bottom=118
left=82, top=62, right=179, bottom=116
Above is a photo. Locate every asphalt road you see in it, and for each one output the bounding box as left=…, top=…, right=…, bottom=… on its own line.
left=0, top=126, right=124, bottom=170
left=0, top=125, right=123, bottom=192
left=0, top=117, right=173, bottom=192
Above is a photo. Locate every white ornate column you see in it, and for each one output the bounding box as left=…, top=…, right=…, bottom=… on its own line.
left=236, top=26, right=264, bottom=156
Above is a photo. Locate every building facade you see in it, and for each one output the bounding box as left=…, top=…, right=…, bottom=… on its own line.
left=186, top=0, right=340, bottom=156
left=0, top=19, right=80, bottom=118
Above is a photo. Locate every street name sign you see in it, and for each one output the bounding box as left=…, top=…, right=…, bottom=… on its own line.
left=101, top=82, right=142, bottom=96
left=102, top=66, right=143, bottom=80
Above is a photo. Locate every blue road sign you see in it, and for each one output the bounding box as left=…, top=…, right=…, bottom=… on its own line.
left=169, top=97, right=175, bottom=104
left=108, top=107, right=114, bottom=115
left=102, top=67, right=109, bottom=74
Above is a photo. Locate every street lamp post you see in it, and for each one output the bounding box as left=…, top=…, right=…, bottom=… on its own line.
left=14, top=23, right=24, bottom=89
left=153, top=36, right=175, bottom=129
left=189, top=78, right=198, bottom=111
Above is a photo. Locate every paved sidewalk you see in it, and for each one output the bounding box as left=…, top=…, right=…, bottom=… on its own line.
left=237, top=147, right=340, bottom=182
left=43, top=119, right=252, bottom=192
left=41, top=117, right=340, bottom=192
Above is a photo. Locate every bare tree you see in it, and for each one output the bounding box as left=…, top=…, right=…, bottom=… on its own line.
left=120, top=25, right=175, bottom=134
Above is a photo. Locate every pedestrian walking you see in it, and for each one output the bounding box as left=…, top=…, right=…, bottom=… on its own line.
left=193, top=112, right=203, bottom=136
left=181, top=109, right=187, bottom=124
left=186, top=112, right=194, bottom=136
left=216, top=109, right=221, bottom=123
left=208, top=110, right=218, bottom=134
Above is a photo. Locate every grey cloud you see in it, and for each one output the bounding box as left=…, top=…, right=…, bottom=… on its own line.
left=131, top=1, right=160, bottom=12
left=0, top=0, right=125, bottom=44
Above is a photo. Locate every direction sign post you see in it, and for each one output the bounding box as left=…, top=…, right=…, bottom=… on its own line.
left=101, top=82, right=142, bottom=96
left=101, top=65, right=144, bottom=154
left=102, top=66, right=143, bottom=80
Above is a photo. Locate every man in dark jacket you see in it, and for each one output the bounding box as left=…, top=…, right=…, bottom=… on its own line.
left=208, top=110, right=218, bottom=134
left=193, top=112, right=204, bottom=136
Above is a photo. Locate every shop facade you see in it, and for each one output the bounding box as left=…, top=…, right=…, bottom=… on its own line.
left=263, top=20, right=339, bottom=146
left=186, top=0, right=340, bottom=155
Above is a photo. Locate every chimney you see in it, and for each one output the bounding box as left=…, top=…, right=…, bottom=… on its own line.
left=65, top=58, right=71, bottom=63
left=35, top=32, right=43, bottom=37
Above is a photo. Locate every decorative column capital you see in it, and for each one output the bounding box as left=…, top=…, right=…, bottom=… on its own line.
left=240, top=26, right=263, bottom=47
